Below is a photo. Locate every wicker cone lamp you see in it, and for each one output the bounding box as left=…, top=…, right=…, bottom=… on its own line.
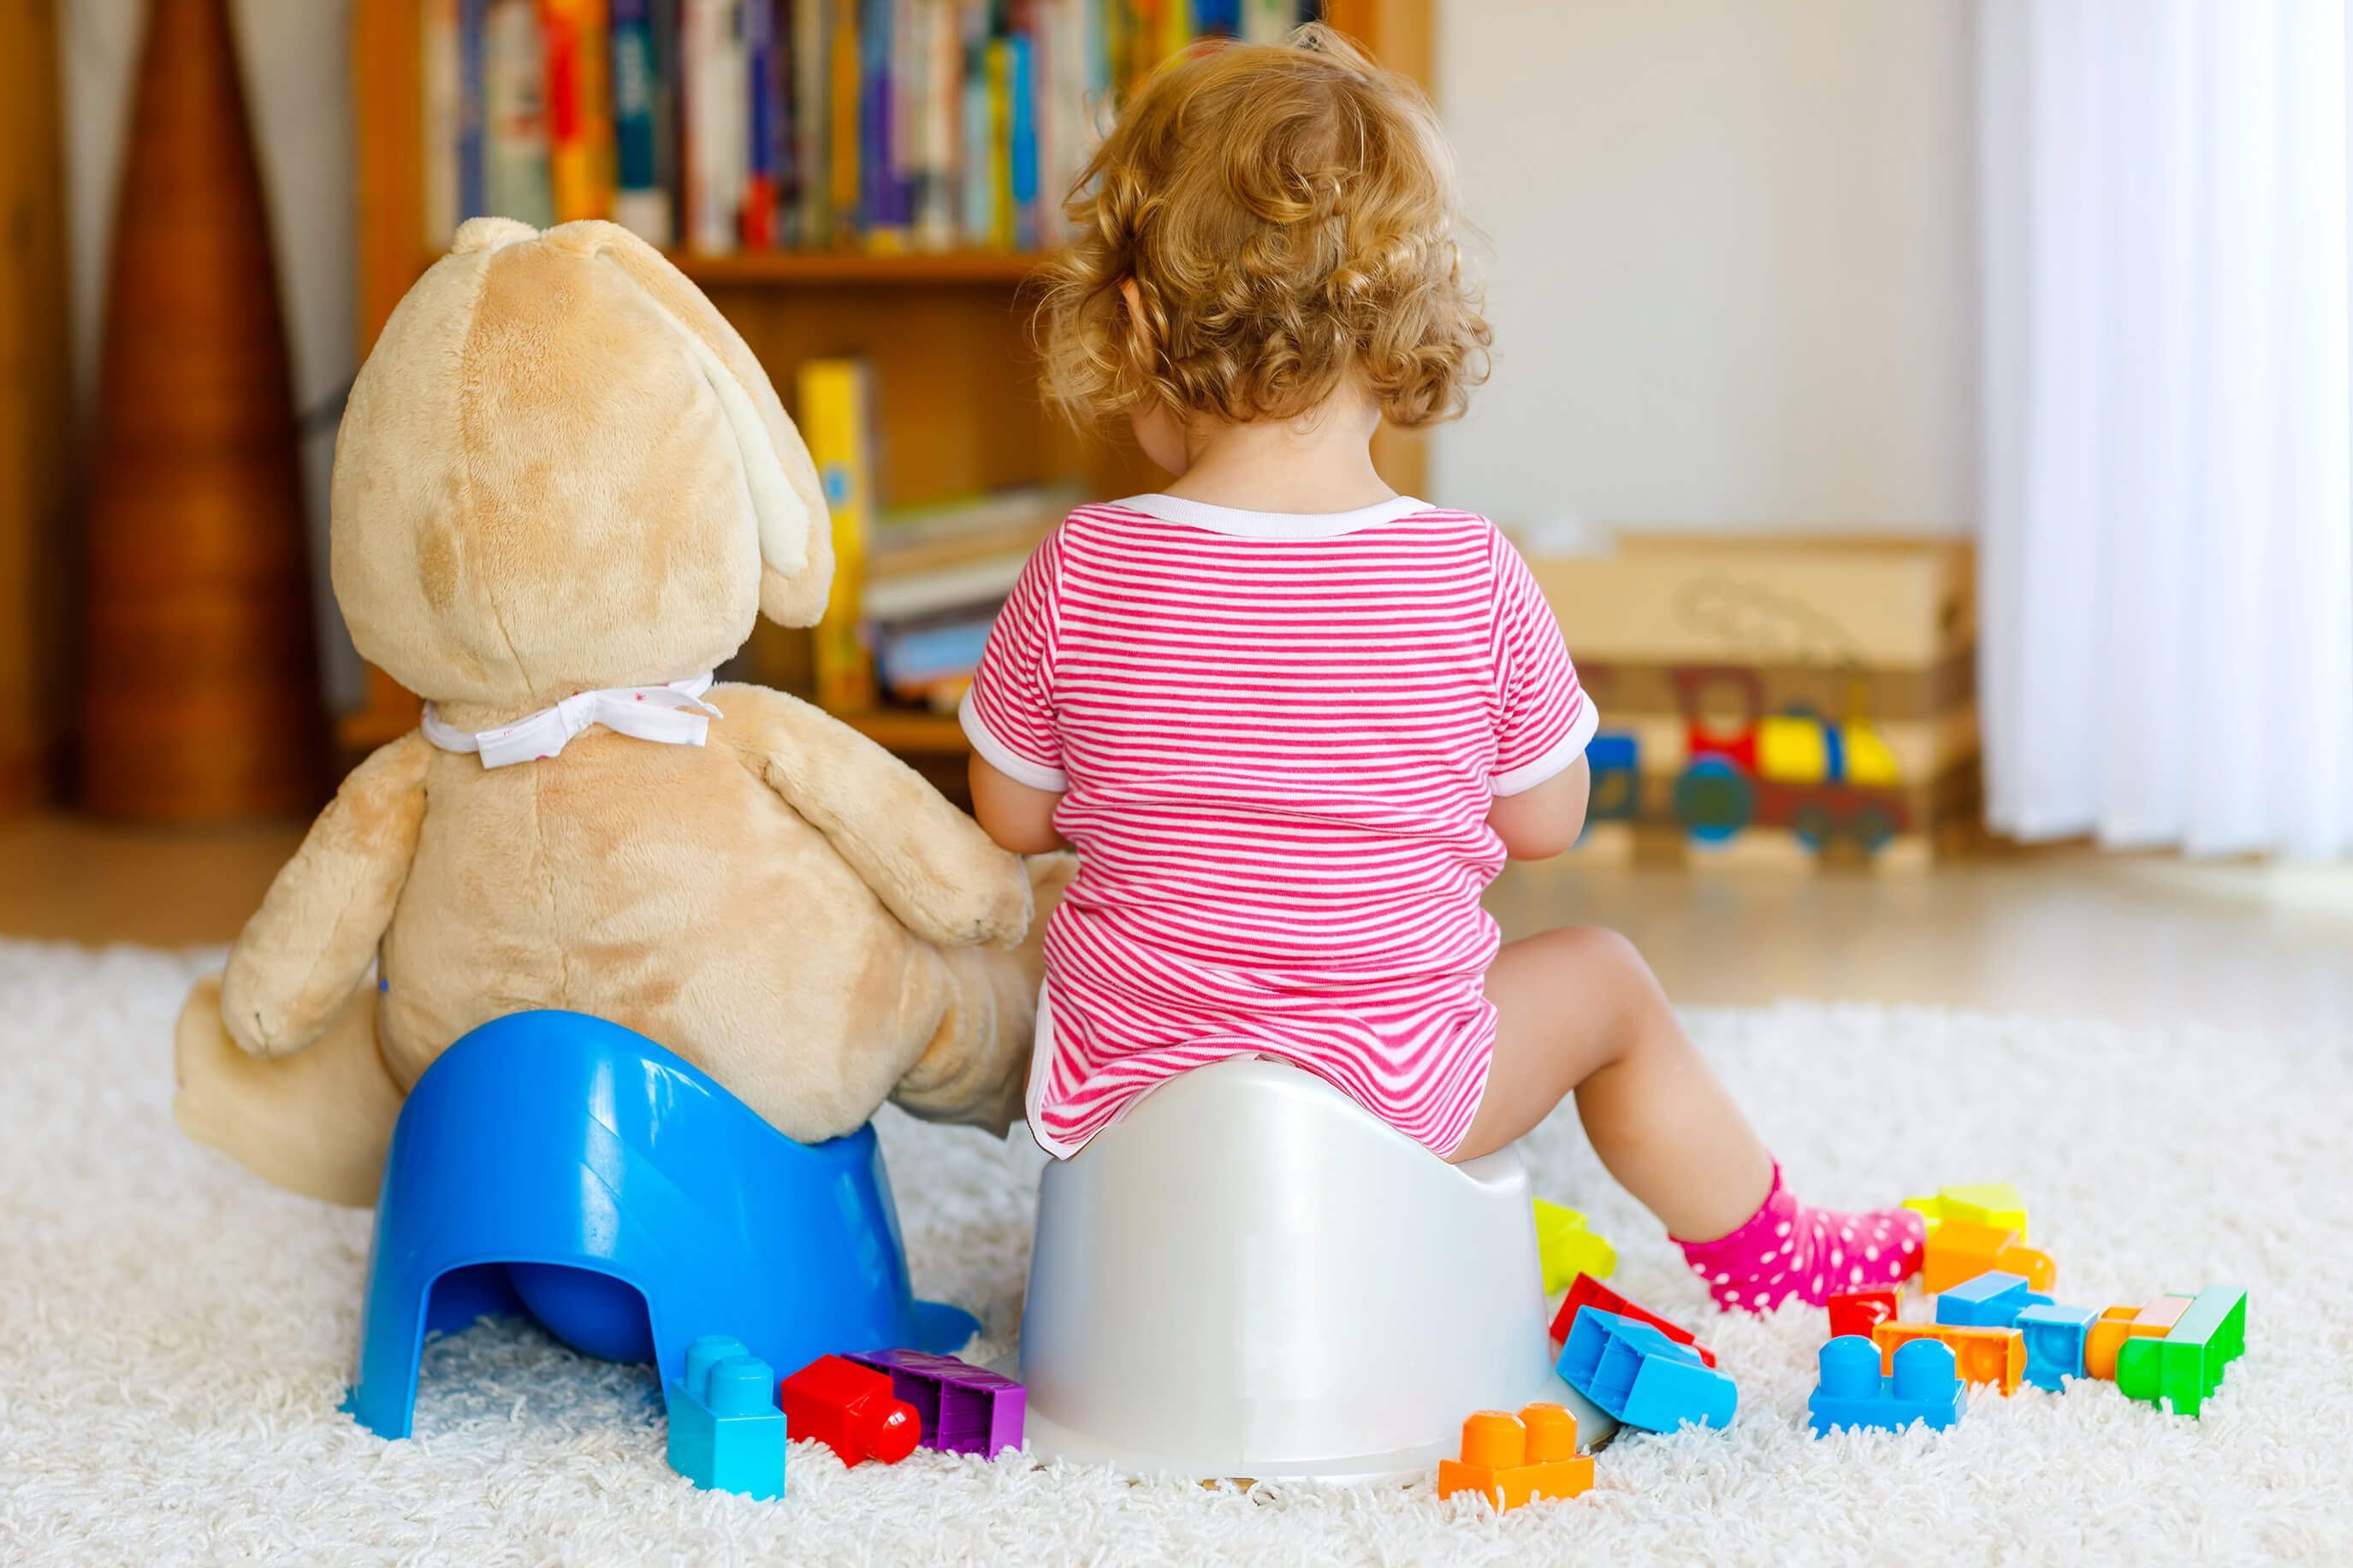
left=80, top=0, right=325, bottom=820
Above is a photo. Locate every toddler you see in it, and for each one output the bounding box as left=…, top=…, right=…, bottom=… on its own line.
left=959, top=27, right=1919, bottom=1312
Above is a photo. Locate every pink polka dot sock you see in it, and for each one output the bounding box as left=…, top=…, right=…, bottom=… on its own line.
left=1672, top=1163, right=1926, bottom=1313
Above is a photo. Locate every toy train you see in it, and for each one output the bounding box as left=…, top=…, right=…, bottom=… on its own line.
left=1585, top=666, right=1911, bottom=853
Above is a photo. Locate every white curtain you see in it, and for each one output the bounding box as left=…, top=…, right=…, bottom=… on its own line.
left=1979, top=0, right=2353, bottom=859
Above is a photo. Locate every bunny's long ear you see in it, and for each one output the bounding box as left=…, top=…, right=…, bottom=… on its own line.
left=555, top=222, right=836, bottom=626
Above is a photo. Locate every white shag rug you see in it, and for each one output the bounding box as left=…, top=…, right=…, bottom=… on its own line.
left=2, top=940, right=2348, bottom=1568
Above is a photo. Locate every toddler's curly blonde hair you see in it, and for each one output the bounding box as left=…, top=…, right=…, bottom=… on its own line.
left=1036, top=25, right=1489, bottom=431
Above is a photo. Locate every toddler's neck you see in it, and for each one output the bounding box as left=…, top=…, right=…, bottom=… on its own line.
left=1159, top=389, right=1396, bottom=516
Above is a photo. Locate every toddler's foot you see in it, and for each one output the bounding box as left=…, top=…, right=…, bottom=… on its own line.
left=1674, top=1164, right=1924, bottom=1313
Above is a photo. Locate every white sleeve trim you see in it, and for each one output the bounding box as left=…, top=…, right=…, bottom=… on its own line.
left=1491, top=699, right=1600, bottom=797
left=958, top=689, right=1070, bottom=792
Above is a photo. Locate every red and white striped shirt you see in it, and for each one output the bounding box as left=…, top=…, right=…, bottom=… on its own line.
left=961, top=494, right=1595, bottom=1158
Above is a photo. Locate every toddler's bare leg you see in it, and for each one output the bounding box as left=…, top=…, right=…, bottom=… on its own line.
left=1448, top=926, right=1771, bottom=1244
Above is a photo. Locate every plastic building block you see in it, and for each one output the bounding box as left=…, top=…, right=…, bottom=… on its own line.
left=666, top=1335, right=789, bottom=1500
left=1826, top=1288, right=1900, bottom=1340
left=1436, top=1403, right=1596, bottom=1511
left=1547, top=1274, right=1719, bottom=1369
left=2115, top=1287, right=2247, bottom=1417
left=777, top=1354, right=922, bottom=1466
left=2083, top=1294, right=2194, bottom=1380
left=1935, top=1270, right=2054, bottom=1330
left=1557, top=1307, right=1738, bottom=1432
left=1807, top=1334, right=1965, bottom=1435
left=1921, top=1219, right=2054, bottom=1294
left=1903, top=1183, right=2028, bottom=1240
left=1871, top=1321, right=2025, bottom=1394
left=2015, top=1303, right=2101, bottom=1391
left=843, top=1349, right=1026, bottom=1459
left=1533, top=1199, right=1618, bottom=1292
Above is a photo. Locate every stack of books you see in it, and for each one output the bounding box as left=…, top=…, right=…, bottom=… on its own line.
left=421, top=0, right=1321, bottom=256
left=865, top=484, right=1076, bottom=708
left=796, top=357, right=1073, bottom=714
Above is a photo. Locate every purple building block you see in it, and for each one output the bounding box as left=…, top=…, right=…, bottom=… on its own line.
left=844, top=1349, right=1026, bottom=1459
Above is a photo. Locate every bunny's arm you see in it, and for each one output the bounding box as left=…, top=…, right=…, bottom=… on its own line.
left=714, top=683, right=1032, bottom=948
left=219, top=733, right=434, bottom=1057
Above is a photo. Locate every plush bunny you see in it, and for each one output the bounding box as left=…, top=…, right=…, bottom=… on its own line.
left=172, top=218, right=1052, bottom=1206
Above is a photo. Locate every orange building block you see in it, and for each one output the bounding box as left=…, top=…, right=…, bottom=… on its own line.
left=2083, top=1294, right=2194, bottom=1381
left=1922, top=1219, right=2055, bottom=1294
left=1436, top=1404, right=1596, bottom=1512
left=1872, top=1321, right=2026, bottom=1394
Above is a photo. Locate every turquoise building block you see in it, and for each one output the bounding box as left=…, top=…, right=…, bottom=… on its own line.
left=1807, top=1334, right=1965, bottom=1435
left=2014, top=1303, right=2099, bottom=1391
left=2115, top=1286, right=2247, bottom=1417
left=1557, top=1307, right=1737, bottom=1432
left=1936, top=1270, right=2054, bottom=1331
left=667, top=1334, right=789, bottom=1500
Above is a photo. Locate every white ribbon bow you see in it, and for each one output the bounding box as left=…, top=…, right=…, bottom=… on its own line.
left=420, top=673, right=723, bottom=768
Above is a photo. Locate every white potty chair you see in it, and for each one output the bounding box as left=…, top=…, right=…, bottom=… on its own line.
left=1016, top=1057, right=1615, bottom=1480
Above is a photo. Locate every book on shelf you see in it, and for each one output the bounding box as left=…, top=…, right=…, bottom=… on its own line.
left=483, top=0, right=558, bottom=228
left=797, top=357, right=879, bottom=713
left=421, top=0, right=1328, bottom=255
left=862, top=482, right=1074, bottom=705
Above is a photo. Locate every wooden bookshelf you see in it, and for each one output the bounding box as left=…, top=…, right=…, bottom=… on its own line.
left=346, top=0, right=1432, bottom=759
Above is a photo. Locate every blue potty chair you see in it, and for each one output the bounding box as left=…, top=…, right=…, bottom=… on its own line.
left=345, top=1009, right=978, bottom=1440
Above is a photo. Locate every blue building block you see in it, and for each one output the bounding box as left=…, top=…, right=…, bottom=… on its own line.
left=1556, top=1307, right=1738, bottom=1432
left=667, top=1334, right=789, bottom=1500
left=1807, top=1334, right=1965, bottom=1435
left=2015, top=1304, right=2101, bottom=1392
left=1935, top=1270, right=2054, bottom=1331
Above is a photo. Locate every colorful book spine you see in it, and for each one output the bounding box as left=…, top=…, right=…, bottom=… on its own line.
left=912, top=0, right=958, bottom=251
left=682, top=0, right=746, bottom=252
left=985, top=36, right=1013, bottom=250
left=1007, top=32, right=1038, bottom=251
left=484, top=0, right=557, bottom=227
left=423, top=0, right=463, bottom=246
left=544, top=0, right=614, bottom=222
left=792, top=0, right=832, bottom=245
left=1241, top=0, right=1290, bottom=44
left=828, top=0, right=862, bottom=242
left=744, top=0, right=781, bottom=246
left=609, top=0, right=674, bottom=243
left=797, top=359, right=879, bottom=713
left=857, top=0, right=902, bottom=251
left=459, top=0, right=488, bottom=222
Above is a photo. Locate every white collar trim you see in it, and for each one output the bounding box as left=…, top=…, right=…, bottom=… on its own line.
left=1111, top=493, right=1432, bottom=538
left=421, top=672, right=721, bottom=768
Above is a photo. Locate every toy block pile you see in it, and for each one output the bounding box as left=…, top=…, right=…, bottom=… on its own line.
left=662, top=1340, right=1029, bottom=1500
left=1801, top=1184, right=2249, bottom=1433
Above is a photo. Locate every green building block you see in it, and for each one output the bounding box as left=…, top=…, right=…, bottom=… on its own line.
left=2114, top=1286, right=2247, bottom=1417
left=1533, top=1199, right=1616, bottom=1293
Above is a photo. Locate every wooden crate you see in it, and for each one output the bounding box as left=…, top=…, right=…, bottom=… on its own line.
left=1535, top=535, right=1981, bottom=870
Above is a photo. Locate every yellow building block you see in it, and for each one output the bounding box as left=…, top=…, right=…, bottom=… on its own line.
left=1904, top=1183, right=2028, bottom=1241
left=1533, top=1199, right=1617, bottom=1293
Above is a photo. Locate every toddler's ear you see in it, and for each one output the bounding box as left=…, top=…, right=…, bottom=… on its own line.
left=548, top=221, right=836, bottom=627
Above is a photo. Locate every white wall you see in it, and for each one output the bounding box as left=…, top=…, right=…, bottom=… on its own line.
left=1430, top=0, right=1976, bottom=537
left=62, top=0, right=361, bottom=706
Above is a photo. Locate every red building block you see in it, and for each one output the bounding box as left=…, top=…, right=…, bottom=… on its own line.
left=776, top=1354, right=921, bottom=1466
left=1827, top=1288, right=1900, bottom=1340
left=1547, top=1274, right=1718, bottom=1369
